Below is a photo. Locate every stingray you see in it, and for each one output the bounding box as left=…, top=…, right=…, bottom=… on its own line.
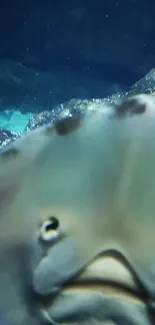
left=0, top=94, right=155, bottom=325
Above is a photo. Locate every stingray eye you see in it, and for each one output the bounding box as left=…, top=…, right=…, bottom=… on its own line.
left=39, top=216, right=60, bottom=242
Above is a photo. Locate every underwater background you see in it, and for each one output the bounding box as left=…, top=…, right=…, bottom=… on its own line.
left=0, top=0, right=155, bottom=147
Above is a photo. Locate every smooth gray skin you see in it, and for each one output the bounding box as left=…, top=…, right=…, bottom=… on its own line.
left=0, top=245, right=39, bottom=325
left=41, top=291, right=151, bottom=325
left=32, top=236, right=94, bottom=295
left=0, top=94, right=155, bottom=324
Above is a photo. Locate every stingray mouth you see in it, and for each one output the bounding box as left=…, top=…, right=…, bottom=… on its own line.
left=40, top=250, right=149, bottom=311
left=39, top=250, right=152, bottom=324
left=60, top=250, right=148, bottom=302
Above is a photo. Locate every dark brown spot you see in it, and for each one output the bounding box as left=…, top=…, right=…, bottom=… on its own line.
left=1, top=147, right=19, bottom=159
left=54, top=115, right=82, bottom=136
left=116, top=97, right=146, bottom=118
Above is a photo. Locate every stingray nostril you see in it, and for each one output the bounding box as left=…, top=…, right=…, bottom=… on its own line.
left=46, top=217, right=59, bottom=231
left=39, top=216, right=60, bottom=242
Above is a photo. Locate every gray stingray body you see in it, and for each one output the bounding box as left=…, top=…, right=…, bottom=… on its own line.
left=0, top=94, right=155, bottom=325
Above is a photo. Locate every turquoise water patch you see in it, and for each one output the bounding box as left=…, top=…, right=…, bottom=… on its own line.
left=0, top=110, right=32, bottom=133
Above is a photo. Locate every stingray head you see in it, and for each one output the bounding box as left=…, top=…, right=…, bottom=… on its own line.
left=0, top=94, right=155, bottom=325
